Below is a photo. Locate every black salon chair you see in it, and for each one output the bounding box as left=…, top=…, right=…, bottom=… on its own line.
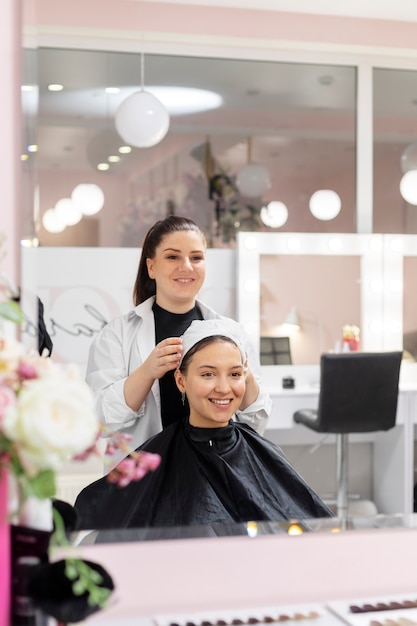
left=293, top=351, right=402, bottom=521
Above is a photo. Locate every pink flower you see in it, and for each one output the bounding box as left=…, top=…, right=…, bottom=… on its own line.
left=0, top=384, right=17, bottom=420
left=17, top=362, right=38, bottom=380
left=107, top=450, right=161, bottom=488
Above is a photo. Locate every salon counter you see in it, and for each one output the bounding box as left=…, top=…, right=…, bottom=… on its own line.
left=261, top=364, right=417, bottom=516
left=71, top=518, right=417, bottom=624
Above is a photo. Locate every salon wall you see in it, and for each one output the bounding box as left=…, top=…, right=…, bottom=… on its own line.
left=24, top=0, right=417, bottom=53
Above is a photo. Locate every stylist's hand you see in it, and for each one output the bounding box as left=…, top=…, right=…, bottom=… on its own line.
left=145, top=337, right=183, bottom=380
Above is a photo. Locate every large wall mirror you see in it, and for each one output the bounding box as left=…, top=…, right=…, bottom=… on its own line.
left=18, top=19, right=417, bottom=531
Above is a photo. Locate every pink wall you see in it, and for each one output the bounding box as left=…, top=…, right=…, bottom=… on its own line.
left=1, top=0, right=22, bottom=287
left=28, top=0, right=417, bottom=53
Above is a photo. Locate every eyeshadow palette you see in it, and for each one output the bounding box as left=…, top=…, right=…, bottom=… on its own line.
left=154, top=603, right=340, bottom=626
left=327, top=593, right=417, bottom=626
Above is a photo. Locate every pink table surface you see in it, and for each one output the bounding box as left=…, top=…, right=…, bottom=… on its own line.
left=66, top=525, right=417, bottom=622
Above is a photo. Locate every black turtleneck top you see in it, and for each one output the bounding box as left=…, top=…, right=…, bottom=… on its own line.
left=153, top=301, right=203, bottom=428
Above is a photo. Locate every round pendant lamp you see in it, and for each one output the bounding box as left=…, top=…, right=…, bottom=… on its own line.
left=401, top=141, right=417, bottom=174
left=115, top=90, right=170, bottom=148
left=309, top=189, right=341, bottom=220
left=260, top=201, right=288, bottom=228
left=71, top=184, right=105, bottom=216
left=115, top=52, right=170, bottom=148
left=236, top=137, right=270, bottom=198
left=400, top=170, right=417, bottom=205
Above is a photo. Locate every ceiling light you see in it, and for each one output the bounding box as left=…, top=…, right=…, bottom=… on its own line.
left=42, top=208, right=66, bottom=233
left=115, top=89, right=170, bottom=148
left=108, top=155, right=121, bottom=163
left=236, top=137, right=271, bottom=198
left=400, top=142, right=417, bottom=173
left=309, top=189, right=341, bottom=220
left=21, top=85, right=35, bottom=92
left=400, top=170, right=417, bottom=204
left=48, top=84, right=64, bottom=92
left=97, top=163, right=110, bottom=171
left=27, top=145, right=38, bottom=153
left=54, top=197, right=82, bottom=226
left=21, top=154, right=29, bottom=161
left=71, top=184, right=105, bottom=216
left=118, top=146, right=132, bottom=154
left=260, top=201, right=288, bottom=228
left=105, top=87, right=120, bottom=94
left=115, top=50, right=170, bottom=149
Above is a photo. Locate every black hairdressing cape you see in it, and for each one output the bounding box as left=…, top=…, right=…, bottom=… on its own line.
left=74, top=420, right=332, bottom=530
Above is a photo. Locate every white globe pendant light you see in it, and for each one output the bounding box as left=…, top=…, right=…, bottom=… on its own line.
left=401, top=141, right=417, bottom=173
left=236, top=137, right=271, bottom=198
left=115, top=90, right=170, bottom=148
left=309, top=189, right=341, bottom=220
left=42, top=208, right=66, bottom=233
left=71, top=184, right=105, bottom=216
left=260, top=201, right=288, bottom=228
left=54, top=197, right=83, bottom=226
left=115, top=52, right=170, bottom=148
left=400, top=170, right=417, bottom=205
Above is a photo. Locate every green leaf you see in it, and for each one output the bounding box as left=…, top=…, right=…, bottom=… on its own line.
left=0, top=301, right=25, bottom=323
left=26, top=469, right=56, bottom=500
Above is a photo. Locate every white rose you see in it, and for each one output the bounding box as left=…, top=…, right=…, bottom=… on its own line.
left=0, top=334, right=25, bottom=376
left=3, top=371, right=99, bottom=475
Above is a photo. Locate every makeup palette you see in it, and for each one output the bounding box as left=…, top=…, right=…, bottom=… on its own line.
left=154, top=603, right=337, bottom=626
left=327, top=593, right=417, bottom=626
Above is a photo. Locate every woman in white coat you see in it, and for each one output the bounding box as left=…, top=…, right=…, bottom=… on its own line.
left=86, top=215, right=271, bottom=469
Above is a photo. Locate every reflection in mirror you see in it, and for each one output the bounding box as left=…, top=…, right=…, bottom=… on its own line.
left=260, top=254, right=361, bottom=364
left=237, top=232, right=385, bottom=365
left=374, top=68, right=417, bottom=235
left=21, top=48, right=357, bottom=247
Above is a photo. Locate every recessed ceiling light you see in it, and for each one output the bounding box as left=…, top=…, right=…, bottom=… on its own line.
left=27, top=144, right=38, bottom=153
left=48, top=84, right=64, bottom=92
left=21, top=85, right=35, bottom=92
left=97, top=163, right=110, bottom=171
left=21, top=154, right=29, bottom=161
left=108, top=155, right=120, bottom=163
left=118, top=146, right=132, bottom=154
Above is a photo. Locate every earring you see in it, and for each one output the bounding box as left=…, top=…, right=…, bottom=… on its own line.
left=181, top=392, right=186, bottom=406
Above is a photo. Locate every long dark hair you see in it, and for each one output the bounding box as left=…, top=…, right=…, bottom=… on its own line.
left=133, top=216, right=207, bottom=305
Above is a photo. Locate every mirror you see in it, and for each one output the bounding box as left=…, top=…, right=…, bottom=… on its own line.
left=17, top=23, right=416, bottom=532
left=21, top=47, right=358, bottom=246
left=237, top=231, right=386, bottom=363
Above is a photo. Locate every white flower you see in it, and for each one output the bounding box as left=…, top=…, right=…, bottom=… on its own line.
left=0, top=334, right=25, bottom=377
left=3, top=369, right=99, bottom=476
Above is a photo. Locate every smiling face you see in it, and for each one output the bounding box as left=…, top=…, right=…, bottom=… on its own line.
left=146, top=230, right=206, bottom=312
left=174, top=339, right=246, bottom=428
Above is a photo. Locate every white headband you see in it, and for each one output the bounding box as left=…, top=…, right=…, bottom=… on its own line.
left=180, top=319, right=246, bottom=366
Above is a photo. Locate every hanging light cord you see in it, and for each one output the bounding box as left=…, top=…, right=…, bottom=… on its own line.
left=140, top=50, right=145, bottom=91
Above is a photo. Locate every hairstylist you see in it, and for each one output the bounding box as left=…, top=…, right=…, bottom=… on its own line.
left=86, top=215, right=271, bottom=468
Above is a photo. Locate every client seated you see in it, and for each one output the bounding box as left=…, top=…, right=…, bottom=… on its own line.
left=75, top=319, right=332, bottom=529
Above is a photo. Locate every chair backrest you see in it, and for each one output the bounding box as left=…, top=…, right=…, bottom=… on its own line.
left=317, top=351, right=402, bottom=434
left=260, top=336, right=292, bottom=365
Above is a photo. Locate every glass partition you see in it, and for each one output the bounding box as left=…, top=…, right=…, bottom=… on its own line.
left=22, top=48, right=357, bottom=248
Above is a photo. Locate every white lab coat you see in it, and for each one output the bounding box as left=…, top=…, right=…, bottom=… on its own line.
left=86, top=297, right=271, bottom=468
